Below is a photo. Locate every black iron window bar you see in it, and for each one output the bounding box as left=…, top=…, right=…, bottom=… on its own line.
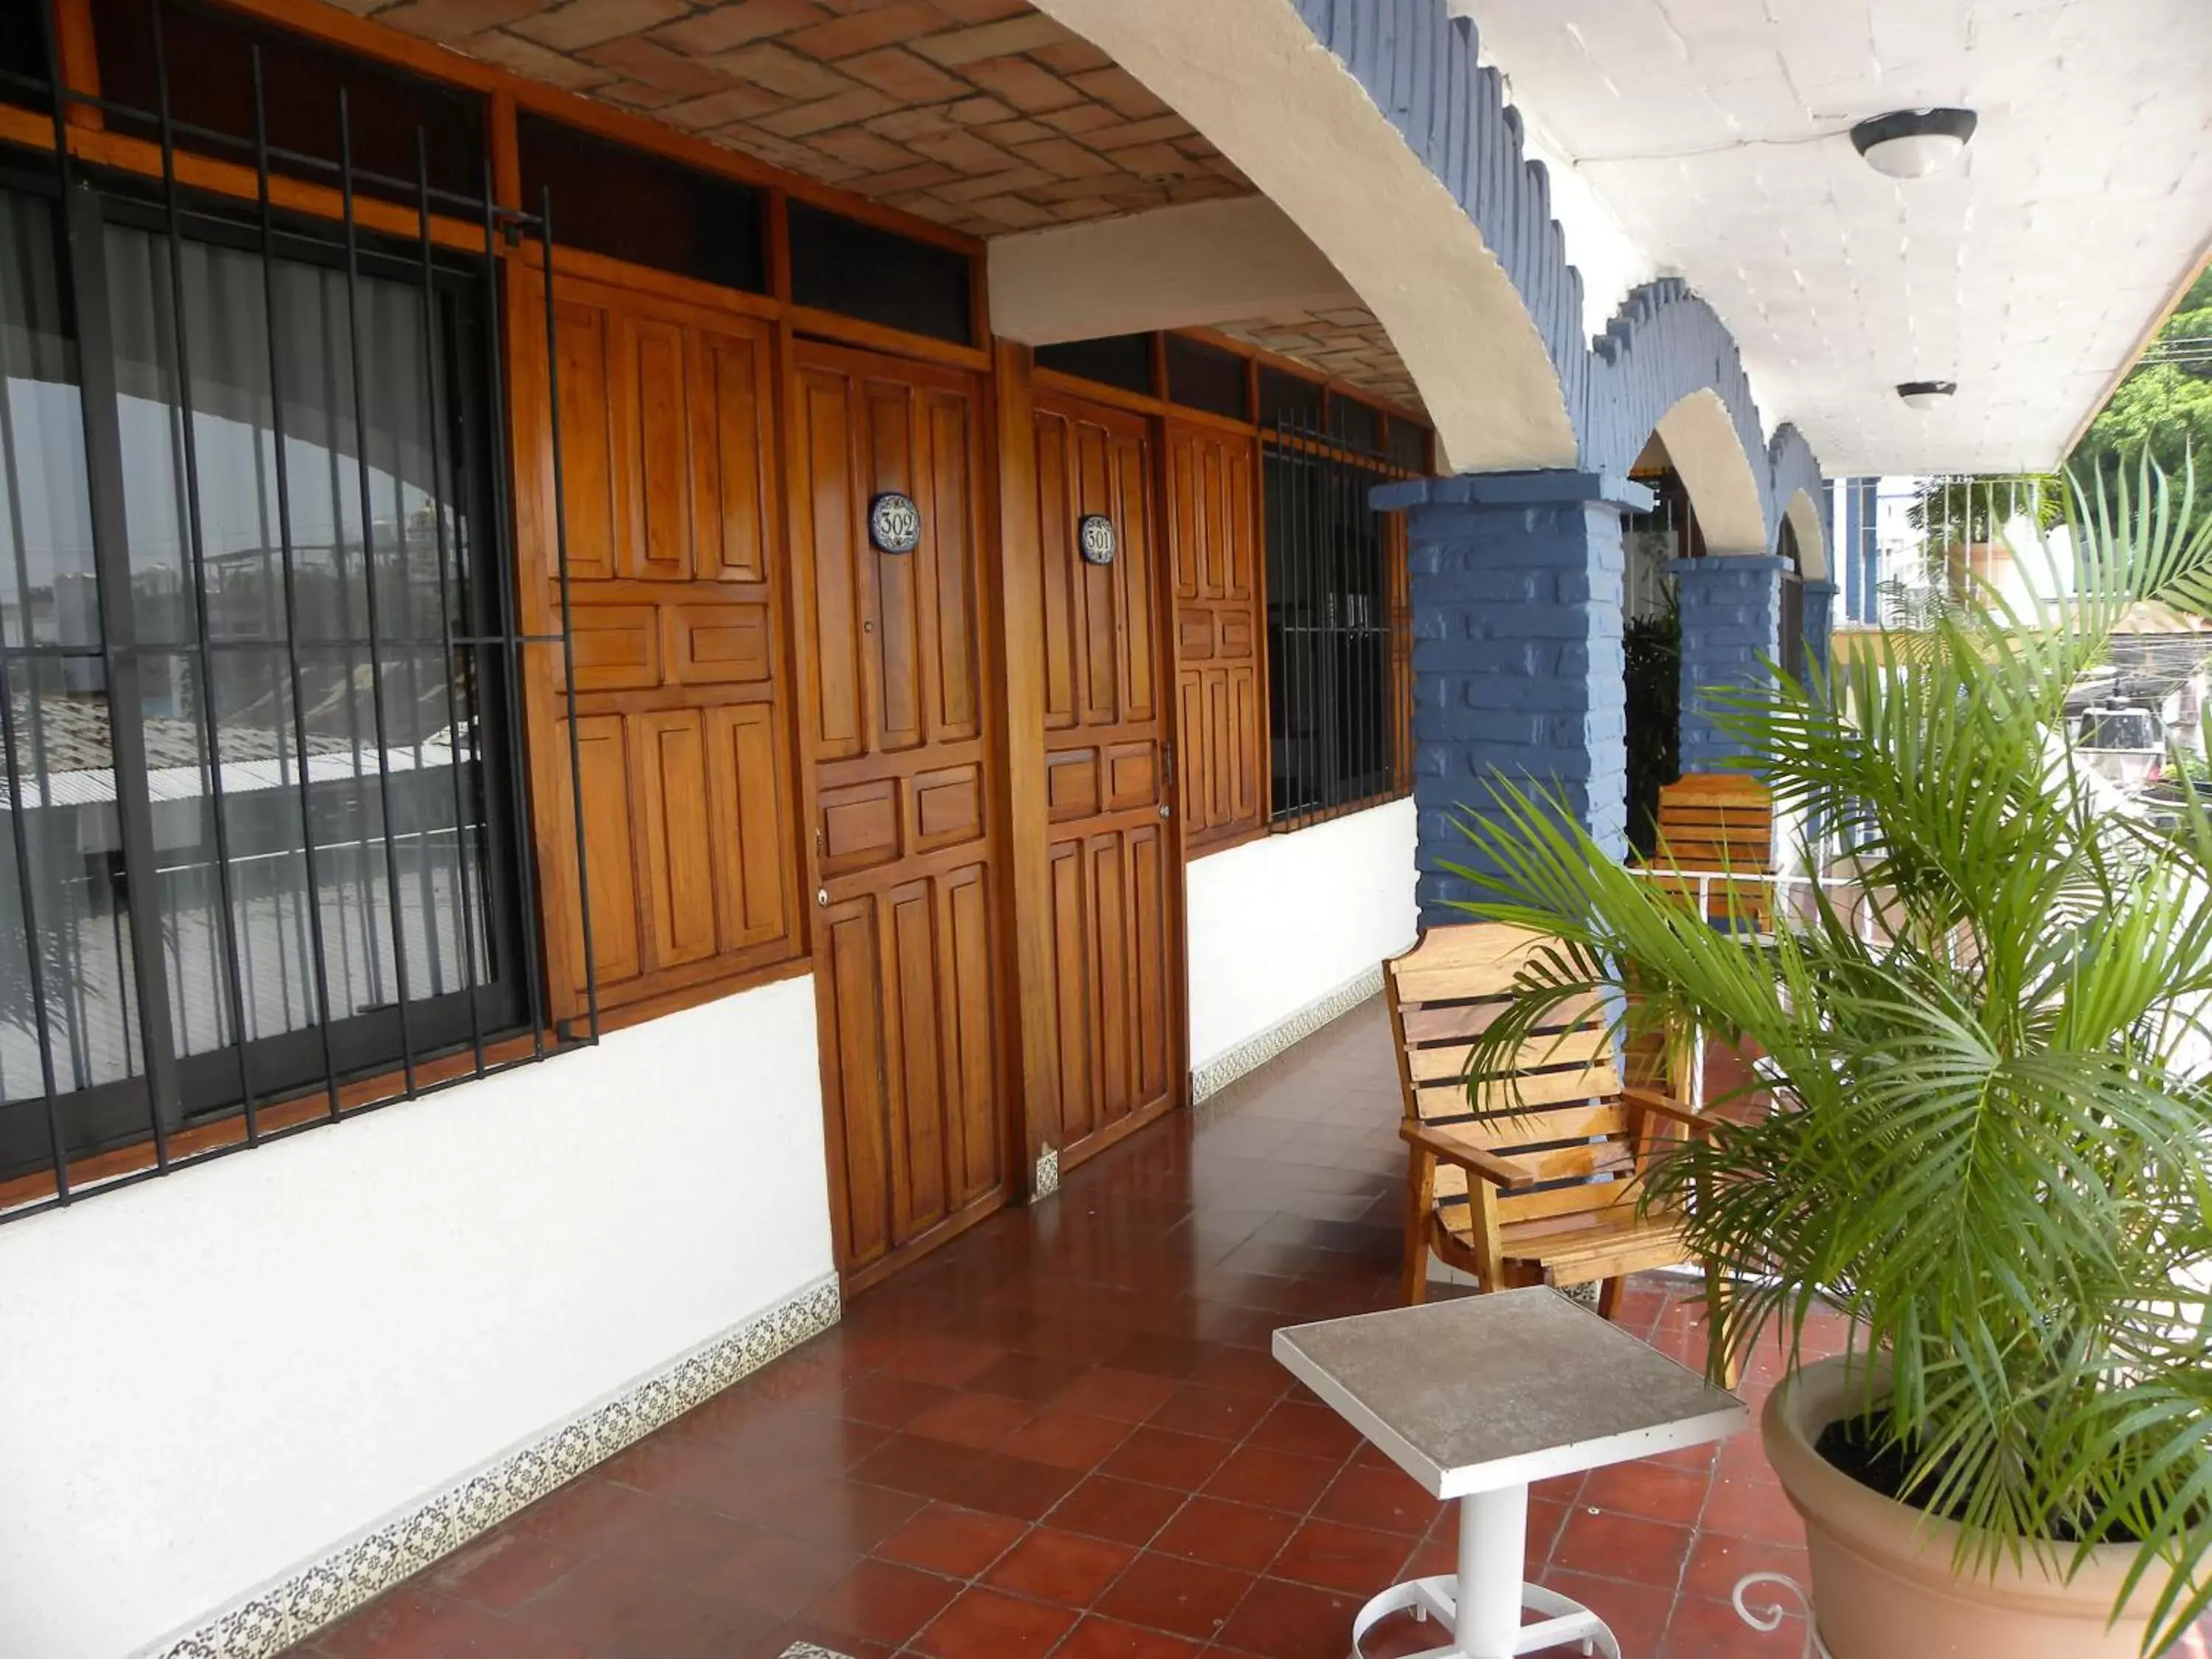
left=0, top=9, right=594, bottom=1222
left=1264, top=412, right=1403, bottom=832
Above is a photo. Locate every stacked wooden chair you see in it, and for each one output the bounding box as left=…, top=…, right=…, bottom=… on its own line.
left=1644, top=772, right=1776, bottom=931
left=1384, top=922, right=1736, bottom=1381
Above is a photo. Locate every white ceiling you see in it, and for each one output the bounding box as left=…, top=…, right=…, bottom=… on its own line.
left=1459, top=0, right=2212, bottom=476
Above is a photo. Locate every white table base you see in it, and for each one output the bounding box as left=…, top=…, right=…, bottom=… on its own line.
left=1349, top=1484, right=1620, bottom=1659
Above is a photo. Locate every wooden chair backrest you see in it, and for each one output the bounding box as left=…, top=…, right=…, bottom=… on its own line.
left=1384, top=924, right=1641, bottom=1229
left=1651, top=773, right=1775, bottom=872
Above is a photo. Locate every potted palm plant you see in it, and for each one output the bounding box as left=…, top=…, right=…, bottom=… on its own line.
left=1447, top=458, right=2212, bottom=1658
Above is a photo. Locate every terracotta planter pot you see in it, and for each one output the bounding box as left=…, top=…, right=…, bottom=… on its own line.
left=1763, top=1356, right=2162, bottom=1658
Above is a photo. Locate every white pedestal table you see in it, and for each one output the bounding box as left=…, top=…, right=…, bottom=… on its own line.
left=1273, top=1287, right=1747, bottom=1659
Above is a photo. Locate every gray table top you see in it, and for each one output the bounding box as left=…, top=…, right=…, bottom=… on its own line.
left=1271, top=1287, right=1748, bottom=1498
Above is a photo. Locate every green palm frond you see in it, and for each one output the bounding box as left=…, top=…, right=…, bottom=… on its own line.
left=1444, top=455, right=2212, bottom=1653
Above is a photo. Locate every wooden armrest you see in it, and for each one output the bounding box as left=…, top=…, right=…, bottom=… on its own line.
left=1399, top=1121, right=1537, bottom=1188
left=1621, top=1086, right=1715, bottom=1133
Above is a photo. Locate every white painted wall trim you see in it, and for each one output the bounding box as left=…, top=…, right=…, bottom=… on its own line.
left=148, top=1275, right=840, bottom=1659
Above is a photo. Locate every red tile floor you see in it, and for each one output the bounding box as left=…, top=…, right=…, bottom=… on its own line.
left=301, top=1000, right=2211, bottom=1659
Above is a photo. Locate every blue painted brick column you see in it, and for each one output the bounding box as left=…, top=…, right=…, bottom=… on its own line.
left=1672, top=554, right=1787, bottom=772
left=1801, top=579, right=1838, bottom=678
left=1375, top=470, right=1651, bottom=925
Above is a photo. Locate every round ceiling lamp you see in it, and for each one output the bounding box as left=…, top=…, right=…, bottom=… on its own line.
left=1850, top=108, right=1978, bottom=178
left=1897, top=380, right=1958, bottom=411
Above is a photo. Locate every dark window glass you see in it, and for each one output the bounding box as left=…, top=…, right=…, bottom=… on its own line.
left=788, top=201, right=971, bottom=344
left=90, top=0, right=485, bottom=208
left=1257, top=366, right=1321, bottom=428
left=1326, top=394, right=1380, bottom=455
left=1780, top=573, right=1806, bottom=683
left=0, top=178, right=540, bottom=1200
left=1262, top=441, right=1402, bottom=827
left=1166, top=334, right=1249, bottom=420
left=0, top=1, right=51, bottom=113
left=1035, top=333, right=1152, bottom=395
left=519, top=115, right=765, bottom=293
left=1388, top=416, right=1427, bottom=473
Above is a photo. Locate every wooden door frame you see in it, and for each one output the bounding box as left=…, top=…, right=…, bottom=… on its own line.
left=784, top=333, right=1016, bottom=1290
left=992, top=357, right=1193, bottom=1192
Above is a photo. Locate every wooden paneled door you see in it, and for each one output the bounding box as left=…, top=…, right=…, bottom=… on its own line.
left=1031, top=393, right=1180, bottom=1169
left=519, top=265, right=802, bottom=1020
left=1166, top=422, right=1265, bottom=851
left=790, top=340, right=1008, bottom=1289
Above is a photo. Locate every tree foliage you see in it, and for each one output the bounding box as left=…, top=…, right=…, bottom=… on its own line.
left=2073, top=268, right=2212, bottom=493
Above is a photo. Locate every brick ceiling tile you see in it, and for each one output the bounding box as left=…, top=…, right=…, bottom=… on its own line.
left=1029, top=37, right=1113, bottom=77
left=377, top=0, right=548, bottom=41
left=929, top=0, right=1037, bottom=24
left=961, top=56, right=1089, bottom=114
left=866, top=105, right=960, bottom=142
left=508, top=0, right=688, bottom=54
left=1037, top=102, right=1118, bottom=136
left=1084, top=114, right=1193, bottom=154
left=970, top=116, right=1057, bottom=147
left=579, top=34, right=736, bottom=98
left=1065, top=65, right=1169, bottom=121
left=846, top=159, right=961, bottom=195
left=958, top=191, right=1058, bottom=229
left=808, top=125, right=924, bottom=174
left=658, top=83, right=788, bottom=131
left=650, top=0, right=830, bottom=58
left=905, top=128, right=1020, bottom=173
left=596, top=77, right=683, bottom=109
left=838, top=46, right=970, bottom=103
left=912, top=15, right=1073, bottom=69
left=465, top=27, right=619, bottom=88
left=754, top=86, right=899, bottom=137
left=707, top=41, right=861, bottom=100
left=945, top=95, right=1023, bottom=126
left=782, top=1, right=956, bottom=62
left=1012, top=136, right=1116, bottom=178
left=1105, top=140, right=1200, bottom=180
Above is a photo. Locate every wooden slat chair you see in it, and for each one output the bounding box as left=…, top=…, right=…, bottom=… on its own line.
left=1385, top=923, right=1736, bottom=1377
left=1645, top=772, right=1775, bottom=931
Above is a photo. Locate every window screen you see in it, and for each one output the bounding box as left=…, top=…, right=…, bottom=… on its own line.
left=787, top=201, right=972, bottom=345
left=519, top=115, right=765, bottom=293
left=1035, top=333, right=1154, bottom=396
left=1165, top=334, right=1250, bottom=421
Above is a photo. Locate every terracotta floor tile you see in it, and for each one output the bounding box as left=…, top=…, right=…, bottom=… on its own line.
left=1661, top=1589, right=1801, bottom=1659
left=596, top=1581, right=778, bottom=1659
left=1092, top=1552, right=1255, bottom=1643
left=984, top=1527, right=1137, bottom=1606
left=998, top=1408, right=1135, bottom=1471
left=906, top=1389, right=1039, bottom=1450
left=1537, top=1565, right=1676, bottom=1655
left=1048, top=1614, right=1205, bottom=1658
left=424, top=1531, right=580, bottom=1613
left=1244, top=1398, right=1363, bottom=1461
left=1578, top=1458, right=1715, bottom=1526
left=763, top=1478, right=928, bottom=1553
left=970, top=1352, right=1096, bottom=1403
left=315, top=1588, right=508, bottom=1659
left=1201, top=1444, right=1340, bottom=1514
left=841, top=1372, right=958, bottom=1430
left=1551, top=1506, right=1696, bottom=1590
left=1150, top=1497, right=1298, bottom=1573
left=1210, top=1575, right=1365, bottom=1659
left=800, top=1557, right=961, bottom=1646
left=1101, top=1427, right=1233, bottom=1489
left=505, top=1557, right=669, bottom=1646
left=873, top=1502, right=1027, bottom=1578
left=1144, top=1382, right=1273, bottom=1443
left=880, top=1333, right=1009, bottom=1388
left=1267, top=1517, right=1413, bottom=1595
left=911, top=1586, right=1079, bottom=1658
left=1051, top=1368, right=1182, bottom=1423
left=693, top=1523, right=859, bottom=1618
left=1049, top=1474, right=1188, bottom=1547
left=1700, top=1475, right=1809, bottom=1545
left=1679, top=1528, right=1811, bottom=1604
left=1310, top=1461, right=1439, bottom=1536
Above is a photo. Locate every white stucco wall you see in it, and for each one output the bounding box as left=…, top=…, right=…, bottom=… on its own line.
left=0, top=973, right=832, bottom=1659
left=1184, top=799, right=1419, bottom=1072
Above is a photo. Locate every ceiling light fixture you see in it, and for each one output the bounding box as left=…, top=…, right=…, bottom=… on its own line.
left=1851, top=108, right=1978, bottom=178
left=1897, top=380, right=1958, bottom=411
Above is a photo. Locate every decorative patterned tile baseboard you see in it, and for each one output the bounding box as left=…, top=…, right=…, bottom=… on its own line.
left=777, top=1645, right=857, bottom=1659
left=147, top=1275, right=841, bottom=1659
left=1032, top=1141, right=1060, bottom=1201
left=1189, top=963, right=1385, bottom=1107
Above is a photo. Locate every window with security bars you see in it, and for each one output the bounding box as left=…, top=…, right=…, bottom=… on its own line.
left=0, top=21, right=581, bottom=1216
left=1263, top=417, right=1413, bottom=829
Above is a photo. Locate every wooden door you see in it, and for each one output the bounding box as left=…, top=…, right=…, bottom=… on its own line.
left=1032, top=394, right=1178, bottom=1166
left=791, top=340, right=1006, bottom=1287
left=1166, top=422, right=1265, bottom=850
left=521, top=268, right=801, bottom=1019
